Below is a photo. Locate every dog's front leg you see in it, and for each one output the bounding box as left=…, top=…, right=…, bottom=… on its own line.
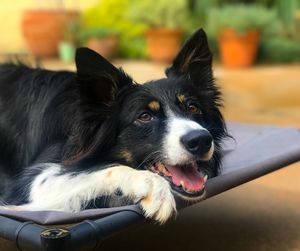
left=2, top=164, right=176, bottom=224
left=102, top=165, right=177, bottom=223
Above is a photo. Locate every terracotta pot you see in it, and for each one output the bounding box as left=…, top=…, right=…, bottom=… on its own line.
left=218, top=29, right=260, bottom=68
left=145, top=28, right=183, bottom=62
left=22, top=10, right=79, bottom=58
left=85, top=35, right=119, bottom=60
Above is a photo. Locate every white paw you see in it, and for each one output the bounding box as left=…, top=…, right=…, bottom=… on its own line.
left=129, top=171, right=176, bottom=224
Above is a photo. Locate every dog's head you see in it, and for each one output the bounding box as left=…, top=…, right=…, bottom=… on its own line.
left=74, top=29, right=227, bottom=201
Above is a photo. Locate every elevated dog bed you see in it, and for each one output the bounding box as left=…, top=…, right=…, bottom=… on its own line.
left=1, top=123, right=300, bottom=251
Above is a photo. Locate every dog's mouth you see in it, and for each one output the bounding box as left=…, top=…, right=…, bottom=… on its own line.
left=150, top=162, right=208, bottom=199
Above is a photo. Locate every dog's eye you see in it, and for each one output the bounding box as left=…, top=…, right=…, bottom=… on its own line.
left=187, top=103, right=201, bottom=114
left=138, top=112, right=153, bottom=122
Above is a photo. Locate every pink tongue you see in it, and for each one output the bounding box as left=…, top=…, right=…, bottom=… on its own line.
left=166, top=165, right=204, bottom=192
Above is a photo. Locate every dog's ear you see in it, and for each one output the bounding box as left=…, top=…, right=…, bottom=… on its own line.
left=165, top=28, right=213, bottom=85
left=75, top=48, right=133, bottom=103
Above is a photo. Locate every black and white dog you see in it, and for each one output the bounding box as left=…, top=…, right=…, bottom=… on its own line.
left=0, top=29, right=226, bottom=224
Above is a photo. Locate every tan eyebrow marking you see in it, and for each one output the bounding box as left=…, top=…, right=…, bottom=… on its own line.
left=148, top=100, right=160, bottom=111
left=120, top=149, right=133, bottom=163
left=177, top=94, right=186, bottom=104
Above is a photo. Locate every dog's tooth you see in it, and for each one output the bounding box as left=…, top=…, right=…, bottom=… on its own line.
left=180, top=180, right=185, bottom=187
left=203, top=175, right=208, bottom=183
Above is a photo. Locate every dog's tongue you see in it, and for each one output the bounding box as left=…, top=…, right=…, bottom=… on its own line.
left=166, top=165, right=204, bottom=192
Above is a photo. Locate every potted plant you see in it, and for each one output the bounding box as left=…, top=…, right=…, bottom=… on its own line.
left=21, top=0, right=79, bottom=58
left=79, top=27, right=119, bottom=60
left=207, top=4, right=277, bottom=68
left=81, top=0, right=146, bottom=59
left=127, top=0, right=190, bottom=62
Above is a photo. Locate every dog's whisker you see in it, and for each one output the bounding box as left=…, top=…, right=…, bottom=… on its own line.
left=0, top=199, right=8, bottom=206
left=136, top=151, right=163, bottom=169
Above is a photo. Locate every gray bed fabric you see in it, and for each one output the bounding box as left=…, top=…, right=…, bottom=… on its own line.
left=0, top=123, right=300, bottom=225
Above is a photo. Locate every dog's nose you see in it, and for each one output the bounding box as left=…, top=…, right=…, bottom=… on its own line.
left=180, top=130, right=213, bottom=155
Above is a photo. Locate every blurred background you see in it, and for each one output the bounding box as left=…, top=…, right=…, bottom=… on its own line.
left=0, top=0, right=300, bottom=250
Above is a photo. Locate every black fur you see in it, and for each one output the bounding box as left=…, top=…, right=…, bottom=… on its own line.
left=0, top=29, right=227, bottom=207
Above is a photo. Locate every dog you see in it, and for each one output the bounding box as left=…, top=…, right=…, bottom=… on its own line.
left=0, top=29, right=226, bottom=224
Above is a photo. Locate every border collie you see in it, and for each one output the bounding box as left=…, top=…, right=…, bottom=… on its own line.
left=0, top=29, right=226, bottom=224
